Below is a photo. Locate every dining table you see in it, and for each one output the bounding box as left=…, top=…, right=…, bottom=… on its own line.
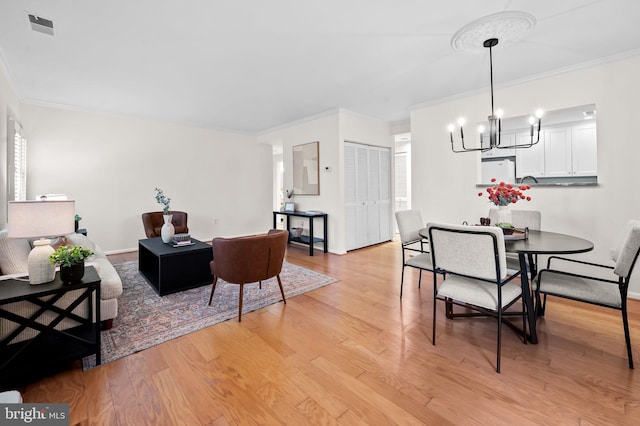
left=420, top=227, right=594, bottom=344
left=504, top=229, right=594, bottom=343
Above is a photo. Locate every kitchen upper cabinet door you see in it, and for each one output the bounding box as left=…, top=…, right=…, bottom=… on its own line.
left=572, top=122, right=597, bottom=176
left=544, top=126, right=573, bottom=177
left=516, top=131, right=545, bottom=178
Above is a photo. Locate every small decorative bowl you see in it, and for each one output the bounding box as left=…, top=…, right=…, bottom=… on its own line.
left=501, top=227, right=515, bottom=235
left=290, top=227, right=303, bottom=238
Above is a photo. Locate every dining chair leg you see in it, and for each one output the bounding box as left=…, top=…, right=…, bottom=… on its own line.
left=621, top=302, right=634, bottom=369
left=238, top=283, right=244, bottom=322
left=259, top=281, right=262, bottom=289
left=276, top=274, right=287, bottom=304
left=522, top=298, right=527, bottom=345
left=400, top=266, right=406, bottom=298
left=496, top=309, right=502, bottom=373
left=418, top=270, right=422, bottom=289
left=432, top=277, right=437, bottom=345
left=208, top=276, right=219, bottom=306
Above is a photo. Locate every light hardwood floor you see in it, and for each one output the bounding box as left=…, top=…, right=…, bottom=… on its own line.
left=21, top=240, right=640, bottom=425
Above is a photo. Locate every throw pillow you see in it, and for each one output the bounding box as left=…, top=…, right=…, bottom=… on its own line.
left=64, top=233, right=96, bottom=253
left=50, top=236, right=68, bottom=250
left=0, top=226, right=31, bottom=275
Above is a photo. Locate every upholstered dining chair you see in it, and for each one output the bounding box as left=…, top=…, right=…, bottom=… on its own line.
left=208, top=229, right=288, bottom=322
left=142, top=211, right=189, bottom=238
left=534, top=220, right=640, bottom=369
left=395, top=210, right=434, bottom=298
left=489, top=208, right=541, bottom=272
left=427, top=222, right=526, bottom=373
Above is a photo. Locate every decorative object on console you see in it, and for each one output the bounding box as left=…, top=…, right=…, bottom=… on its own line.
left=7, top=200, right=76, bottom=285
left=290, top=227, right=303, bottom=238
left=284, top=202, right=295, bottom=212
left=448, top=13, right=543, bottom=152
left=49, top=245, right=93, bottom=283
left=74, top=214, right=82, bottom=232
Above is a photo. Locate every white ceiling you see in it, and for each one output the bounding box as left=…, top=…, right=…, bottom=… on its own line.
left=1, top=1, right=639, bottom=134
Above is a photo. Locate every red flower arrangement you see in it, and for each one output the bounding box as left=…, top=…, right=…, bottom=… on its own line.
left=478, top=178, right=532, bottom=206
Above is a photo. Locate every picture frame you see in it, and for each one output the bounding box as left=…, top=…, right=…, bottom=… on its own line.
left=293, top=141, right=320, bottom=195
left=284, top=202, right=295, bottom=212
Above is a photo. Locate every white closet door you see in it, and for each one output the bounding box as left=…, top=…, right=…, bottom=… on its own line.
left=344, top=142, right=391, bottom=250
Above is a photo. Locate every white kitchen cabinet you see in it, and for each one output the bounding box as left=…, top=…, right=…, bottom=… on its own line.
left=544, top=126, right=573, bottom=177
left=516, top=122, right=597, bottom=178
left=571, top=122, right=597, bottom=176
left=344, top=142, right=391, bottom=251
left=516, top=131, right=545, bottom=178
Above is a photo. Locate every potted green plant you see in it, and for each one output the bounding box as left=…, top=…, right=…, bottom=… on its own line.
left=49, top=245, right=93, bottom=283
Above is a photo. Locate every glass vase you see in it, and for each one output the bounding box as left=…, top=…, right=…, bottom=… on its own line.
left=496, top=205, right=512, bottom=226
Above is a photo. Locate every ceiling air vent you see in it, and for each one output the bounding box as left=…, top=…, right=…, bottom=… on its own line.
left=27, top=13, right=54, bottom=36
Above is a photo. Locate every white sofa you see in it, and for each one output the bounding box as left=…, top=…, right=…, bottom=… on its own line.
left=0, top=228, right=123, bottom=342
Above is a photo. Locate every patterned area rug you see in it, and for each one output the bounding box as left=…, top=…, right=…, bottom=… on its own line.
left=83, top=261, right=338, bottom=369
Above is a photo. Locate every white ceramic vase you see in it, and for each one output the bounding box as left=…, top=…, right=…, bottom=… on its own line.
left=161, top=214, right=175, bottom=243
left=496, top=205, right=512, bottom=226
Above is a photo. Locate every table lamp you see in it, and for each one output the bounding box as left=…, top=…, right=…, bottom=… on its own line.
left=7, top=200, right=76, bottom=284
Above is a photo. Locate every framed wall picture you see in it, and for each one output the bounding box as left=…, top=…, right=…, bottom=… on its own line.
left=284, top=202, right=295, bottom=212
left=293, top=141, right=319, bottom=195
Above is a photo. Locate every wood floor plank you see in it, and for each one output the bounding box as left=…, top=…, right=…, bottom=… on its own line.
left=16, top=239, right=640, bottom=424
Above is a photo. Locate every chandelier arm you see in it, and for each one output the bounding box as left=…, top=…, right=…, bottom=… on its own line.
left=451, top=135, right=492, bottom=152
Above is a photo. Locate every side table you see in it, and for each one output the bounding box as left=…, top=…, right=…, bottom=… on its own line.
left=0, top=267, right=101, bottom=389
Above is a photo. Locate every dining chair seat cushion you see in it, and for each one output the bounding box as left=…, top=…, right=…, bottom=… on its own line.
left=405, top=252, right=433, bottom=270
left=533, top=271, right=622, bottom=308
left=438, top=276, right=522, bottom=311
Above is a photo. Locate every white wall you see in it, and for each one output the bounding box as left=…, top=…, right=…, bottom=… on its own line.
left=258, top=109, right=391, bottom=254
left=0, top=63, right=21, bottom=225
left=21, top=104, right=273, bottom=252
left=411, top=54, right=640, bottom=294
left=258, top=112, right=340, bottom=251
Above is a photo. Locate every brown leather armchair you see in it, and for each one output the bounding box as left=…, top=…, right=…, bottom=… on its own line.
left=208, top=229, right=288, bottom=321
left=141, top=211, right=189, bottom=238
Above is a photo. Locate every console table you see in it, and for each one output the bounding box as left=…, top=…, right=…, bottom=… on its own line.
left=0, top=267, right=101, bottom=389
left=273, top=210, right=328, bottom=256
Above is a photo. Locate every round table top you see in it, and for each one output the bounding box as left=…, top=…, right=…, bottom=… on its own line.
left=505, top=229, right=594, bottom=255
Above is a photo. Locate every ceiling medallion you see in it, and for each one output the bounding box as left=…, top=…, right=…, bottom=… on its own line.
left=451, top=11, right=536, bottom=54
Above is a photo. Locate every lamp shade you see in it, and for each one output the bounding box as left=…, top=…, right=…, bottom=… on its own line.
left=8, top=200, right=75, bottom=238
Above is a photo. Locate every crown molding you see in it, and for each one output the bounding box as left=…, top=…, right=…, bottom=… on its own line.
left=410, top=48, right=640, bottom=112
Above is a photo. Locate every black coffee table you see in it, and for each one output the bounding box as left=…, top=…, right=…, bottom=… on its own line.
left=138, top=237, right=213, bottom=296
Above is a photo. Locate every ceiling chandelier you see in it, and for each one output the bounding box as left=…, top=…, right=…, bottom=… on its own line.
left=448, top=37, right=543, bottom=153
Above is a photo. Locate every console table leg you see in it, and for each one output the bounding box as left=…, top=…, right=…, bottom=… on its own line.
left=309, top=218, right=314, bottom=256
